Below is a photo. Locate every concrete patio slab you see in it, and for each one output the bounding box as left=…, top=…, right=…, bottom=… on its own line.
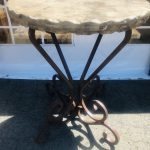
left=0, top=79, right=149, bottom=150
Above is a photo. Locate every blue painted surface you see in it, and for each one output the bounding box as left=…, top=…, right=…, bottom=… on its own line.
left=0, top=33, right=150, bottom=80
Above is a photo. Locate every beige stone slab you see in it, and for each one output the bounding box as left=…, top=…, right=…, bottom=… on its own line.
left=7, top=0, right=150, bottom=34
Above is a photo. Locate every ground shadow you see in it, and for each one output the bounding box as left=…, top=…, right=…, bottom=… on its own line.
left=100, top=80, right=150, bottom=113
left=0, top=79, right=150, bottom=150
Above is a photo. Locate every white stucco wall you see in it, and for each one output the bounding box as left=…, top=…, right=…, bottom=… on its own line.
left=0, top=32, right=150, bottom=80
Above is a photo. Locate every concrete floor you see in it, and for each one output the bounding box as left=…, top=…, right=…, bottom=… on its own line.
left=0, top=79, right=150, bottom=150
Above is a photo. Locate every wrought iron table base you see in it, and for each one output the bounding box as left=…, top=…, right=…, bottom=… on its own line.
left=29, top=28, right=132, bottom=145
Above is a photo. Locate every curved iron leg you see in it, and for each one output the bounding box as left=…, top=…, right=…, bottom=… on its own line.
left=81, top=30, right=132, bottom=90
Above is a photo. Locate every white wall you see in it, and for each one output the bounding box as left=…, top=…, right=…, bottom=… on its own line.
left=0, top=32, right=150, bottom=80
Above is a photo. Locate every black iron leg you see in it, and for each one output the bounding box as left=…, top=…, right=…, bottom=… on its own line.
left=29, top=29, right=132, bottom=145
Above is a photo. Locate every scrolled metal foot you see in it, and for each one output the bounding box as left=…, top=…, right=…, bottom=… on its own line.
left=102, top=122, right=120, bottom=145
left=78, top=98, right=119, bottom=145
left=78, top=99, right=108, bottom=123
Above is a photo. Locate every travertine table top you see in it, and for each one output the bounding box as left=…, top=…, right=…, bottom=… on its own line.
left=8, top=0, right=150, bottom=34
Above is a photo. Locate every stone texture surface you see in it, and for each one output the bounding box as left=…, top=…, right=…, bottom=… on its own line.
left=7, top=0, right=150, bottom=34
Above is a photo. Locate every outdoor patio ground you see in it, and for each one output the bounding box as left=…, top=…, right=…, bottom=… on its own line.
left=0, top=79, right=150, bottom=150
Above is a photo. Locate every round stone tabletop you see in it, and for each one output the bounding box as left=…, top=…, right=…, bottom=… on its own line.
left=7, top=0, right=150, bottom=34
